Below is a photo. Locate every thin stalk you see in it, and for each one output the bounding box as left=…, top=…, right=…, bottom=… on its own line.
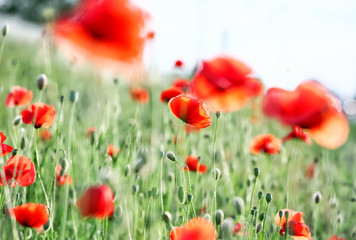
left=174, top=122, right=184, bottom=189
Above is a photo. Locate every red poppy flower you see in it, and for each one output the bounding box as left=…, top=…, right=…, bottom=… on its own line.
left=86, top=127, right=96, bottom=138
left=190, top=56, right=263, bottom=112
left=168, top=94, right=211, bottom=128
left=173, top=78, right=190, bottom=91
left=175, top=60, right=183, bottom=68
left=0, top=155, right=36, bottom=187
left=130, top=87, right=150, bottom=103
left=107, top=145, right=120, bottom=157
left=160, top=87, right=184, bottom=103
left=55, top=165, right=72, bottom=186
left=21, top=103, right=56, bottom=129
left=5, top=86, right=33, bottom=107
left=305, top=162, right=315, bottom=179
left=282, top=126, right=311, bottom=145
left=170, top=217, right=217, bottom=240
left=184, top=155, right=207, bottom=173
left=275, top=209, right=311, bottom=240
left=10, top=203, right=49, bottom=233
left=328, top=235, right=345, bottom=240
left=249, top=134, right=281, bottom=155
left=146, top=31, right=155, bottom=40
left=233, top=222, right=242, bottom=234
left=39, top=129, right=52, bottom=142
left=54, top=0, right=151, bottom=64
left=263, top=80, right=349, bottom=149
left=77, top=185, right=115, bottom=219
left=0, top=132, right=13, bottom=156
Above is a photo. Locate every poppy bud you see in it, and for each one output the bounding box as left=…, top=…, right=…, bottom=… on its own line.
left=166, top=152, right=176, bottom=161
left=151, top=187, right=158, bottom=198
left=216, top=111, right=221, bottom=119
left=266, top=193, right=272, bottom=203
left=254, top=168, right=260, bottom=178
left=2, top=203, right=7, bottom=214
left=178, top=185, right=186, bottom=204
left=313, top=191, right=322, bottom=204
left=285, top=211, right=289, bottom=219
left=221, top=218, right=234, bottom=238
left=12, top=149, right=17, bottom=156
left=168, top=172, right=174, bottom=182
left=16, top=192, right=21, bottom=201
left=256, top=222, right=262, bottom=234
left=134, top=157, right=146, bottom=173
left=215, top=209, right=224, bottom=225
left=59, top=95, right=64, bottom=103
left=159, top=151, right=165, bottom=158
left=59, top=158, right=69, bottom=173
left=258, top=191, right=263, bottom=200
left=259, top=213, right=265, bottom=221
left=203, top=213, right=211, bottom=221
left=113, top=78, right=119, bottom=85
left=43, top=219, right=51, bottom=232
left=2, top=24, right=9, bottom=37
left=187, top=194, right=193, bottom=203
left=124, top=165, right=130, bottom=176
left=233, top=196, right=245, bottom=215
left=20, top=137, right=26, bottom=150
left=162, top=211, right=172, bottom=223
left=250, top=209, right=255, bottom=216
left=90, top=131, right=95, bottom=145
left=213, top=168, right=221, bottom=181
left=278, top=210, right=283, bottom=219
left=69, top=90, right=79, bottom=103
left=13, top=116, right=22, bottom=126
left=132, top=185, right=139, bottom=195
left=37, top=74, right=48, bottom=90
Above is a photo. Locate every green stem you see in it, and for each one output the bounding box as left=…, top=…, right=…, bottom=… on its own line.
left=174, top=122, right=184, bottom=189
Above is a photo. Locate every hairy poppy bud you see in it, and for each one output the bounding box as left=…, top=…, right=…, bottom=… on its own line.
left=216, top=111, right=221, bottom=119
left=124, top=165, right=130, bottom=177
left=266, top=193, right=272, bottom=203
left=187, top=194, right=193, bottom=203
left=159, top=151, right=165, bottom=158
left=258, top=191, right=263, bottom=200
left=250, top=209, right=255, bottom=216
left=177, top=185, right=185, bottom=204
left=213, top=168, right=221, bottom=181
left=69, top=90, right=79, bottom=103
left=215, top=209, right=224, bottom=225
left=313, top=191, right=322, bottom=204
left=203, top=213, right=211, bottom=221
left=221, top=218, right=234, bottom=238
left=20, top=137, right=26, bottom=150
left=168, top=172, right=174, bottom=182
left=2, top=24, right=9, bottom=37
left=132, top=185, right=139, bottom=195
left=254, top=168, right=260, bottom=178
left=162, top=211, right=172, bottom=223
left=278, top=210, right=283, bottom=219
left=43, top=219, right=51, bottom=232
left=13, top=116, right=22, bottom=126
left=37, top=74, right=48, bottom=90
left=12, top=149, right=17, bottom=156
left=166, top=151, right=176, bottom=161
left=59, top=95, right=64, bottom=103
left=233, top=196, right=245, bottom=215
left=285, top=211, right=289, bottom=219
left=256, top=222, right=262, bottom=234
left=259, top=213, right=265, bottom=221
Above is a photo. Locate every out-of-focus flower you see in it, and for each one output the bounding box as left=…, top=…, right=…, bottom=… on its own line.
left=10, top=203, right=49, bottom=233
left=86, top=127, right=95, bottom=138
left=282, top=126, right=311, bottom=145
left=263, top=80, right=349, bottom=149
left=146, top=31, right=155, bottom=40
left=328, top=235, right=345, bottom=240
left=55, top=165, right=72, bottom=186
left=0, top=155, right=36, bottom=187
left=184, top=155, right=207, bottom=173
left=170, top=217, right=217, bottom=240
left=130, top=87, right=150, bottom=103
left=39, top=129, right=52, bottom=142
left=21, top=103, right=56, bottom=129
left=190, top=56, right=263, bottom=112
left=5, top=86, right=33, bottom=107
left=174, top=60, right=183, bottom=68
left=233, top=222, right=242, bottom=234
left=274, top=209, right=311, bottom=240
left=168, top=94, right=211, bottom=128
left=173, top=78, right=190, bottom=92
left=305, top=162, right=315, bottom=179
left=160, top=87, right=184, bottom=103
left=0, top=132, right=13, bottom=156
left=107, top=145, right=120, bottom=157
left=185, top=125, right=200, bottom=134
left=77, top=185, right=114, bottom=219
left=249, top=134, right=281, bottom=155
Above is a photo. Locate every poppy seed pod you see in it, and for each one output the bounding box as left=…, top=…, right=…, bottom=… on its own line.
left=69, top=90, right=79, bottom=103
left=162, top=211, right=172, bottom=223
left=215, top=209, right=224, bottom=225
left=313, top=191, right=322, bottom=204
left=2, top=24, right=9, bottom=37
left=37, top=74, right=48, bottom=90
left=233, top=196, right=245, bottom=215
left=166, top=151, right=176, bottom=161
left=221, top=218, right=234, bottom=238
left=266, top=193, right=272, bottom=203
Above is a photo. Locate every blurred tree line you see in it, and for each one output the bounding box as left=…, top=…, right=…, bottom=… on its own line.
left=0, top=0, right=78, bottom=23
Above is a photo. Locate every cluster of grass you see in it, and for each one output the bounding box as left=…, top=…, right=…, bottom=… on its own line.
left=0, top=38, right=355, bottom=240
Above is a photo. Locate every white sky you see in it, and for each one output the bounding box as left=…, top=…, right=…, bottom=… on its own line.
left=138, top=0, right=356, bottom=98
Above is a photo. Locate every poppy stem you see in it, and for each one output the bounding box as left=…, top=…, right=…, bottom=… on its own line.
left=0, top=34, right=6, bottom=66
left=160, top=153, right=164, bottom=213
left=124, top=198, right=133, bottom=240
left=212, top=113, right=220, bottom=221
left=174, top=122, right=184, bottom=189
left=261, top=203, right=270, bottom=240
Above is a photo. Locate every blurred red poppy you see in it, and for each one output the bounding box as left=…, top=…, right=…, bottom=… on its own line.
left=160, top=87, right=184, bottom=103
left=174, top=60, right=183, bottom=68
left=282, top=126, right=311, bottom=145
left=328, top=235, right=345, bottom=240
left=249, top=134, right=281, bottom=155
left=305, top=162, right=315, bottom=179
left=275, top=209, right=311, bottom=240
left=86, top=127, right=96, bottom=138
left=0, top=155, right=36, bottom=187
left=10, top=203, right=49, bottom=233
left=5, top=86, right=33, bottom=107
left=39, top=129, right=52, bottom=142
left=0, top=132, right=13, bottom=156
left=55, top=165, right=72, bottom=186
left=168, top=94, right=211, bottom=128
left=77, top=185, right=114, bottom=219
left=190, top=56, right=263, bottom=112
left=233, top=222, right=242, bottom=234
left=107, top=145, right=120, bottom=157
left=184, top=155, right=207, bottom=173
left=170, top=217, right=216, bottom=240
left=263, top=80, right=349, bottom=149
left=146, top=31, right=155, bottom=40
left=185, top=125, right=200, bottom=134
left=130, top=87, right=150, bottom=103
left=54, top=0, right=150, bottom=64
left=173, top=78, right=190, bottom=91
left=21, top=103, right=56, bottom=129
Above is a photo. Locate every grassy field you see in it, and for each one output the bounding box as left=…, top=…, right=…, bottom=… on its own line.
left=0, top=38, right=355, bottom=240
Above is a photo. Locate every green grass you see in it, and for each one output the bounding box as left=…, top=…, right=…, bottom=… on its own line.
left=0, top=37, right=355, bottom=240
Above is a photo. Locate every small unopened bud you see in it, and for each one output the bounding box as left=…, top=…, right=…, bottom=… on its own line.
left=256, top=222, right=262, bottom=234
left=177, top=185, right=186, bottom=204
left=250, top=209, right=255, bottom=216
left=13, top=116, right=22, bottom=126
left=59, top=95, right=64, bottom=103
left=313, top=191, right=322, bottom=204
left=221, top=218, right=234, bottom=238
left=233, top=196, right=245, bottom=215
left=2, top=203, right=8, bottom=214
left=266, top=193, right=272, bottom=203
left=124, top=165, right=130, bottom=176
left=134, top=157, right=146, bottom=173
left=37, top=74, right=48, bottom=90
left=215, top=111, right=221, bottom=119
left=278, top=210, right=283, bottom=219
left=215, top=209, right=224, bottom=225
left=20, top=137, right=26, bottom=150
left=259, top=213, right=265, bottom=221
left=258, top=191, right=263, bottom=200
left=254, top=168, right=260, bottom=178
left=69, top=90, right=79, bottom=103
left=162, top=211, right=172, bottom=223
left=187, top=194, right=193, bottom=203
left=151, top=187, right=158, bottom=198
left=159, top=151, right=165, bottom=158
left=203, top=213, right=211, bottom=221
left=285, top=211, right=289, bottom=219
left=43, top=219, right=51, bottom=232
left=168, top=172, right=174, bottom=182
left=132, top=184, right=139, bottom=194
left=213, top=168, right=221, bottom=181
left=2, top=24, right=9, bottom=37
left=12, top=149, right=17, bottom=156
left=166, top=152, right=176, bottom=161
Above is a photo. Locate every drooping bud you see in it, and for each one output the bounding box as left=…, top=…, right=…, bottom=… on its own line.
left=313, top=191, right=322, bottom=204
left=221, top=218, right=234, bottom=238
left=162, top=211, right=172, bottom=223
left=233, top=196, right=245, bottom=215
left=150, top=187, right=158, bottom=198
left=37, top=74, right=48, bottom=90
left=159, top=151, right=165, bottom=158
left=20, top=137, right=26, bottom=150
left=278, top=210, right=283, bottom=219
left=168, top=172, right=174, bottom=182
left=285, top=211, right=289, bottom=219
left=215, top=209, right=224, bottom=225
left=12, top=149, right=17, bottom=156
left=256, top=222, right=262, bottom=234
left=43, top=219, right=51, bottom=232
left=59, top=95, right=64, bottom=104
left=13, top=116, right=22, bottom=126
left=166, top=151, right=176, bottom=161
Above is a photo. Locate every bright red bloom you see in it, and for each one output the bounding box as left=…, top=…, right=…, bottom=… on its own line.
left=233, top=222, right=242, bottom=234
left=0, top=132, right=13, bottom=156
left=328, top=235, right=345, bottom=240
left=54, top=0, right=151, bottom=64
left=21, top=103, right=56, bottom=128
left=130, top=87, right=150, bottom=103
left=168, top=94, right=211, bottom=128
left=282, top=126, right=311, bottom=145
left=86, top=127, right=96, bottom=138
left=146, top=31, right=155, bottom=40
left=5, top=86, right=33, bottom=107
left=170, top=217, right=217, bottom=240
left=107, top=145, right=120, bottom=157
left=173, top=78, right=190, bottom=91
left=10, top=203, right=49, bottom=233
left=55, top=165, right=72, bottom=186
left=190, top=56, right=263, bottom=112
left=39, top=129, right=52, bottom=142
left=77, top=185, right=115, bottom=219
left=263, top=80, right=349, bottom=149
left=184, top=155, right=207, bottom=173
left=160, top=87, right=184, bottom=103
left=249, top=134, right=281, bottom=155
left=0, top=155, right=36, bottom=187
left=175, top=60, right=183, bottom=68
left=275, top=209, right=311, bottom=240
